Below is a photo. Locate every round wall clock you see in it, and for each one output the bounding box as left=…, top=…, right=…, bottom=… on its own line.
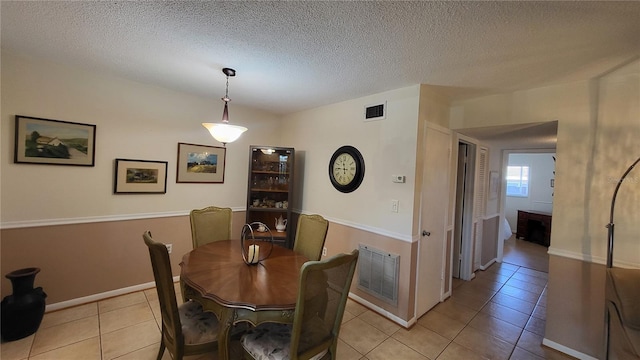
left=329, top=145, right=365, bottom=193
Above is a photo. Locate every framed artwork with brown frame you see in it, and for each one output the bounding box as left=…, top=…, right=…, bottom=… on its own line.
left=114, top=158, right=168, bottom=194
left=14, top=115, right=96, bottom=166
left=176, top=142, right=226, bottom=183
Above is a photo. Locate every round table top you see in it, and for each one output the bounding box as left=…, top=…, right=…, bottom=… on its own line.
left=180, top=240, right=308, bottom=311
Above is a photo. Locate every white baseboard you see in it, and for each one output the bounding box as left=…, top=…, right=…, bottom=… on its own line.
left=45, top=276, right=179, bottom=312
left=542, top=338, right=599, bottom=360
left=348, top=293, right=415, bottom=328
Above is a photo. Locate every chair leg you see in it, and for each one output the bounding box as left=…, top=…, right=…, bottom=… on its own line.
left=156, top=341, right=165, bottom=360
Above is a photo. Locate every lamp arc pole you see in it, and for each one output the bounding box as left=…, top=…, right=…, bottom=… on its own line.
left=605, top=156, right=640, bottom=268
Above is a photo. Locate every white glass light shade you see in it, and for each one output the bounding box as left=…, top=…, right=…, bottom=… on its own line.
left=202, top=122, right=248, bottom=145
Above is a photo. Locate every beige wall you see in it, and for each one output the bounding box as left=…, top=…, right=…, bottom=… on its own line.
left=451, top=59, right=640, bottom=358
left=1, top=51, right=282, bottom=224
left=0, top=211, right=246, bottom=303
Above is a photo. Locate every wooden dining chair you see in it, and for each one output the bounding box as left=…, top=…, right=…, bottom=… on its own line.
left=142, top=231, right=220, bottom=360
left=189, top=206, right=232, bottom=248
left=240, top=249, right=359, bottom=360
left=293, top=214, right=329, bottom=261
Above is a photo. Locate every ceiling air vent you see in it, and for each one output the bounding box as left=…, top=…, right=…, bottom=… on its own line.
left=364, top=102, right=386, bottom=121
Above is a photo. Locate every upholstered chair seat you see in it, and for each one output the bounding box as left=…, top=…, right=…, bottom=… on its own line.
left=241, top=250, right=358, bottom=360
left=179, top=300, right=219, bottom=345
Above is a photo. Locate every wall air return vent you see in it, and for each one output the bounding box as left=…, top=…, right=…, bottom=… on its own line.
left=357, top=244, right=399, bottom=305
left=364, top=101, right=386, bottom=121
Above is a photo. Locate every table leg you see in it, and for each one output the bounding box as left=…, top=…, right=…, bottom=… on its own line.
left=217, top=307, right=235, bottom=360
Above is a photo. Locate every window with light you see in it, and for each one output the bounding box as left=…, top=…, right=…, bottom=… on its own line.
left=506, top=166, right=529, bottom=197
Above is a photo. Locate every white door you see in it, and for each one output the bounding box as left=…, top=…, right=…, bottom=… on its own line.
left=416, top=124, right=451, bottom=318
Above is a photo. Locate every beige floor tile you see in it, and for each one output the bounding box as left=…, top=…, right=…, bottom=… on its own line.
left=452, top=277, right=465, bottom=289
left=30, top=316, right=99, bottom=356
left=100, top=301, right=154, bottom=334
left=432, top=299, right=478, bottom=324
left=450, top=290, right=490, bottom=311
left=143, top=287, right=158, bottom=302
left=491, top=292, right=536, bottom=315
left=112, top=342, right=172, bottom=360
left=474, top=270, right=511, bottom=284
left=341, top=308, right=356, bottom=323
left=392, top=324, right=450, bottom=359
left=366, top=337, right=429, bottom=360
left=499, top=285, right=541, bottom=304
left=99, top=291, right=147, bottom=313
left=435, top=341, right=487, bottom=360
left=101, top=319, right=160, bottom=360
left=345, top=299, right=368, bottom=316
left=456, top=281, right=497, bottom=301
left=485, top=265, right=517, bottom=278
left=0, top=334, right=34, bottom=360
left=453, top=326, right=515, bottom=360
left=29, top=336, right=101, bottom=360
left=469, top=276, right=505, bottom=292
left=516, top=331, right=577, bottom=359
left=510, top=346, right=545, bottom=360
left=417, top=309, right=466, bottom=340
left=531, top=304, right=546, bottom=320
left=506, top=278, right=545, bottom=295
left=516, top=268, right=548, bottom=280
left=359, top=310, right=401, bottom=336
left=525, top=316, right=546, bottom=337
left=468, top=312, right=523, bottom=344
left=515, top=333, right=578, bottom=359
left=480, top=301, right=530, bottom=328
left=511, top=272, right=548, bottom=287
left=336, top=338, right=363, bottom=360
left=338, top=317, right=387, bottom=355
left=147, top=298, right=162, bottom=324
left=40, top=302, right=98, bottom=329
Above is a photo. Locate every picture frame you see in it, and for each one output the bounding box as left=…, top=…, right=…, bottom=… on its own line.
left=14, top=115, right=96, bottom=166
left=114, top=159, right=168, bottom=194
left=489, top=171, right=500, bottom=200
left=176, top=142, right=226, bottom=183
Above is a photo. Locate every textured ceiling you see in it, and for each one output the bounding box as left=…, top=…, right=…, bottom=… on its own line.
left=2, top=1, right=639, bottom=117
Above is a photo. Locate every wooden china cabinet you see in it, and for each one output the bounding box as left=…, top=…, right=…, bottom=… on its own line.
left=246, top=146, right=295, bottom=248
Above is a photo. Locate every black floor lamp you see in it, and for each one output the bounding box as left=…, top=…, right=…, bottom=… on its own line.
left=606, top=156, right=640, bottom=268
left=604, top=155, right=640, bottom=359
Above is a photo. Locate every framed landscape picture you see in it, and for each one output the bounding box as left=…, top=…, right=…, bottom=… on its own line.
left=114, top=159, right=168, bottom=194
left=14, top=115, right=96, bottom=166
left=176, top=142, right=226, bottom=183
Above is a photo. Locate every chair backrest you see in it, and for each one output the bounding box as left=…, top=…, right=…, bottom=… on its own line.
left=293, top=214, right=329, bottom=261
left=290, top=249, right=358, bottom=359
left=189, top=206, right=232, bottom=248
left=143, top=231, right=184, bottom=351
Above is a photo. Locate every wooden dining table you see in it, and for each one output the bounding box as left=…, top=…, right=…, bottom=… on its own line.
left=179, top=240, right=308, bottom=360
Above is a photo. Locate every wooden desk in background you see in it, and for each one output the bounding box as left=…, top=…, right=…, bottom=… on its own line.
left=516, top=210, right=552, bottom=247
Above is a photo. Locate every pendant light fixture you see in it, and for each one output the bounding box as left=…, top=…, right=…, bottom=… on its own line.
left=202, top=67, right=247, bottom=146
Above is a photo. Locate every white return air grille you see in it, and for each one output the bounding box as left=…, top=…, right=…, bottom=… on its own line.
left=358, top=244, right=399, bottom=306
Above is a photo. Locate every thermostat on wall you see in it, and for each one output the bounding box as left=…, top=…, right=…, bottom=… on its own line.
left=392, top=175, right=405, bottom=183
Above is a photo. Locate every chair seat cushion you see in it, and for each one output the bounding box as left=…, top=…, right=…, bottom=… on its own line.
left=241, top=322, right=328, bottom=360
left=179, top=300, right=219, bottom=345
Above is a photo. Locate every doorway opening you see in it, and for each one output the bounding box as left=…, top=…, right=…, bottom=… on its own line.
left=452, top=141, right=476, bottom=281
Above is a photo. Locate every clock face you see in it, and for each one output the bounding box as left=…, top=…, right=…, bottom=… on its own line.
left=332, top=153, right=356, bottom=186
left=329, top=146, right=364, bottom=193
